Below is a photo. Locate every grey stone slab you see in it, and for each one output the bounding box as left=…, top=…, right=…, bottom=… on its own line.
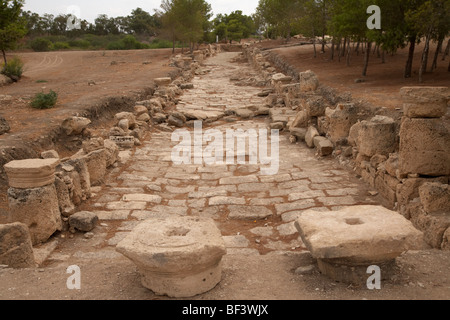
left=274, top=199, right=316, bottom=215
left=228, top=206, right=273, bottom=220
left=223, top=235, right=250, bottom=248
left=95, top=210, right=130, bottom=220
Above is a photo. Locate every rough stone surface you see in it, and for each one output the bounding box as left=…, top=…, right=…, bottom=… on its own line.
left=291, top=110, right=309, bottom=128
left=4, top=158, right=60, bottom=189
left=7, top=185, right=62, bottom=245
left=154, top=77, right=172, bottom=87
left=0, top=223, right=36, bottom=269
left=83, top=149, right=107, bottom=186
left=294, top=205, right=424, bottom=264
left=104, top=139, right=119, bottom=167
left=399, top=117, right=450, bottom=176
left=116, top=216, right=226, bottom=298
left=305, top=126, right=319, bottom=148
left=317, top=138, right=334, bottom=157
left=115, top=112, right=136, bottom=130
left=299, top=70, right=319, bottom=92
left=358, top=116, right=397, bottom=157
left=69, top=211, right=98, bottom=232
left=54, top=176, right=75, bottom=216
left=61, top=117, right=91, bottom=136
left=0, top=115, right=11, bottom=135
left=327, top=104, right=358, bottom=143
left=41, top=150, right=59, bottom=159
left=419, top=182, right=450, bottom=215
left=400, top=87, right=449, bottom=118
left=228, top=205, right=273, bottom=220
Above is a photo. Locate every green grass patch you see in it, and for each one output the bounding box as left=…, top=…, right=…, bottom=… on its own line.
left=31, top=90, right=58, bottom=109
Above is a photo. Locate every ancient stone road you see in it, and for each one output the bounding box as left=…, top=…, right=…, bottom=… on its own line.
left=3, top=52, right=392, bottom=300
left=67, top=52, right=380, bottom=258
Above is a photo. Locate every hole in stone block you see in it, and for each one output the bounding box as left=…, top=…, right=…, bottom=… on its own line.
left=345, top=218, right=364, bottom=226
left=165, top=227, right=190, bottom=237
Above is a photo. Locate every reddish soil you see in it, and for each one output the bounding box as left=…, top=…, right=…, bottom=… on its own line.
left=256, top=39, right=450, bottom=109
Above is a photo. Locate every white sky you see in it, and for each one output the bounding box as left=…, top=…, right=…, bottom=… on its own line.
left=22, top=0, right=260, bottom=22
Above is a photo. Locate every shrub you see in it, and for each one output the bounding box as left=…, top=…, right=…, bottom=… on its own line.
left=31, top=38, right=53, bottom=52
left=68, top=39, right=90, bottom=49
left=106, top=41, right=125, bottom=50
left=53, top=42, right=71, bottom=50
left=1, top=57, right=24, bottom=80
left=31, top=90, right=58, bottom=109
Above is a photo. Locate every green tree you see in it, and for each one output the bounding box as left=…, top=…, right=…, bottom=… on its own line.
left=0, top=0, right=27, bottom=66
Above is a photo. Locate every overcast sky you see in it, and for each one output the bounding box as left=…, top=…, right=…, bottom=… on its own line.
left=23, top=0, right=260, bottom=22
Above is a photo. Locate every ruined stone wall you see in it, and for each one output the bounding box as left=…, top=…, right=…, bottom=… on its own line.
left=242, top=44, right=450, bottom=250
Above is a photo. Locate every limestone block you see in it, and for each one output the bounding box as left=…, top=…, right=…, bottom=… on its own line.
left=348, top=122, right=362, bottom=147
left=84, top=149, right=107, bottom=186
left=69, top=211, right=98, bottom=232
left=305, top=96, right=327, bottom=117
left=317, top=116, right=329, bottom=136
left=54, top=176, right=75, bottom=217
left=154, top=77, right=172, bottom=87
left=0, top=223, right=36, bottom=268
left=442, top=228, right=450, bottom=250
left=116, top=217, right=226, bottom=298
left=396, top=177, right=448, bottom=211
left=291, top=110, right=309, bottom=128
left=316, top=138, right=334, bottom=157
left=115, top=112, right=136, bottom=130
left=82, top=137, right=104, bottom=154
left=4, top=158, right=60, bottom=189
left=294, top=205, right=423, bottom=264
left=7, top=185, right=62, bottom=245
left=299, top=70, right=319, bottom=92
left=327, top=103, right=358, bottom=143
left=63, top=157, right=91, bottom=199
left=271, top=73, right=292, bottom=84
left=375, top=175, right=397, bottom=209
left=41, top=150, right=59, bottom=159
left=399, top=117, right=450, bottom=176
left=137, top=113, right=151, bottom=122
left=0, top=115, right=10, bottom=135
left=400, top=87, right=449, bottom=118
left=305, top=126, right=319, bottom=148
left=134, top=105, right=148, bottom=116
left=104, top=139, right=119, bottom=167
left=419, top=182, right=450, bottom=215
left=385, top=153, right=399, bottom=177
left=358, top=116, right=397, bottom=157
left=61, top=117, right=91, bottom=136
left=289, top=128, right=307, bottom=141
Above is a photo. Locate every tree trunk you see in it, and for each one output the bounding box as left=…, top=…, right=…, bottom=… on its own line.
left=331, top=39, right=335, bottom=61
left=355, top=41, right=360, bottom=56
left=362, top=41, right=372, bottom=77
left=1, top=50, right=6, bottom=67
left=442, top=38, right=450, bottom=61
left=336, top=38, right=341, bottom=62
left=404, top=35, right=416, bottom=78
left=312, top=27, right=317, bottom=58
left=382, top=50, right=386, bottom=64
left=431, top=37, right=444, bottom=71
left=419, top=32, right=431, bottom=83
left=346, top=38, right=351, bottom=67
left=321, top=31, right=325, bottom=53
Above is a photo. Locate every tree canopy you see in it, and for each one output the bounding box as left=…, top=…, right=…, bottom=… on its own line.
left=0, top=0, right=27, bottom=65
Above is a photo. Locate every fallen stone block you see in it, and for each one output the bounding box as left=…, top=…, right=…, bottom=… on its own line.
left=82, top=137, right=104, bottom=154
left=41, top=150, right=59, bottom=159
left=116, top=216, right=226, bottom=298
left=54, top=176, right=75, bottom=217
left=327, top=103, right=358, bottom=144
left=115, top=112, right=136, bottom=130
left=295, top=205, right=423, bottom=284
left=83, top=149, right=107, bottom=186
left=299, top=70, right=319, bottom=92
left=400, top=87, right=449, bottom=118
left=61, top=117, right=91, bottom=136
left=0, top=222, right=36, bottom=268
left=305, top=126, right=319, bottom=148
left=154, top=77, right=172, bottom=87
left=4, top=158, right=60, bottom=189
left=316, top=138, right=334, bottom=157
left=134, top=105, right=148, bottom=116
left=291, top=110, right=309, bottom=128
left=69, top=211, right=98, bottom=232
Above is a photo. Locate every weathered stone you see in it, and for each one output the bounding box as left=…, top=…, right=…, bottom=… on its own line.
left=115, top=112, right=136, bottom=129
left=375, top=174, right=397, bottom=208
left=294, top=205, right=423, bottom=264
left=291, top=110, right=309, bottom=128
left=209, top=196, right=245, bottom=206
left=134, top=105, right=148, bottom=116
left=235, top=108, right=254, bottom=119
left=118, top=119, right=130, bottom=131
left=289, top=128, right=307, bottom=141
left=228, top=205, right=273, bottom=220
left=180, top=83, right=194, bottom=90
left=137, top=113, right=151, bottom=122
left=104, top=139, right=119, bottom=167
left=54, top=176, right=75, bottom=216
left=41, top=150, right=59, bottom=159
left=400, top=87, right=449, bottom=118
left=399, top=117, right=450, bottom=176
left=0, top=223, right=35, bottom=268
left=327, top=104, right=358, bottom=144
left=442, top=227, right=450, bottom=250
left=122, top=194, right=162, bottom=203
left=7, top=185, right=62, bottom=245
left=305, top=126, right=319, bottom=148
left=83, top=149, right=107, bottom=186
left=61, top=117, right=91, bottom=136
left=0, top=74, right=13, bottom=87
left=272, top=73, right=292, bottom=84
left=270, top=122, right=284, bottom=130
left=154, top=77, right=172, bottom=87
left=305, top=96, right=327, bottom=117
left=358, top=116, right=397, bottom=157
left=409, top=204, right=450, bottom=249
left=4, top=158, right=60, bottom=189
left=299, top=70, right=319, bottom=92
left=82, top=137, right=104, bottom=154
left=348, top=122, right=362, bottom=147
left=317, top=138, right=334, bottom=157
left=385, top=153, right=399, bottom=177
left=63, top=157, right=91, bottom=200
left=0, top=115, right=11, bottom=135
left=69, top=211, right=98, bottom=232
left=419, top=182, right=450, bottom=215
left=109, top=126, right=128, bottom=137
left=168, top=115, right=185, bottom=127
left=152, top=113, right=168, bottom=124
left=116, top=217, right=226, bottom=298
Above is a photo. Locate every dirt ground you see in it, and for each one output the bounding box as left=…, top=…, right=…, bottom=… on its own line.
left=256, top=39, right=450, bottom=110
left=0, top=45, right=449, bottom=301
